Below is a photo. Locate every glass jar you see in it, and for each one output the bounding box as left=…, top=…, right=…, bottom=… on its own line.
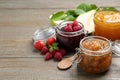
left=78, top=36, right=112, bottom=74
left=94, top=7, right=120, bottom=41
left=55, top=21, right=86, bottom=52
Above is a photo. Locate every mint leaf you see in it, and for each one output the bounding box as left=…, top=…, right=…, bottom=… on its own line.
left=49, top=47, right=53, bottom=52
left=75, top=9, right=85, bottom=16
left=52, top=42, right=59, bottom=47
left=77, top=3, right=92, bottom=12
left=53, top=46, right=59, bottom=50
left=50, top=11, right=67, bottom=21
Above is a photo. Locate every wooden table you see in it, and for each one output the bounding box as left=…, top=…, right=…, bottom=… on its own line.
left=0, top=0, right=120, bottom=80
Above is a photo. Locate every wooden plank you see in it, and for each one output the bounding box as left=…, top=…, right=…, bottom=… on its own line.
left=0, top=9, right=65, bottom=27
left=0, top=0, right=120, bottom=9
left=0, top=58, right=119, bottom=80
left=0, top=40, right=42, bottom=57
left=0, top=9, right=65, bottom=40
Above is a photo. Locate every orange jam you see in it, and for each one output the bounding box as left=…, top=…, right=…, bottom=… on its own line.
left=78, top=36, right=112, bottom=74
left=94, top=11, right=120, bottom=41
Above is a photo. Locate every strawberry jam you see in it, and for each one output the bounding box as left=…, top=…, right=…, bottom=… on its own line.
left=56, top=21, right=86, bottom=52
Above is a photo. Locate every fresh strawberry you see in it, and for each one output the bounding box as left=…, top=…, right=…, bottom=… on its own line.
left=34, top=40, right=45, bottom=51
left=54, top=52, right=63, bottom=61
left=41, top=46, right=49, bottom=55
left=47, top=37, right=56, bottom=45
left=59, top=49, right=66, bottom=56
left=73, top=25, right=82, bottom=31
left=64, top=24, right=73, bottom=32
left=72, top=20, right=78, bottom=26
left=45, top=52, right=52, bottom=60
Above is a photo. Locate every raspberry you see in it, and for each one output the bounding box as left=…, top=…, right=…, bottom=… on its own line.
left=64, top=24, right=73, bottom=32
left=59, top=49, right=66, bottom=56
left=72, top=20, right=78, bottom=26
left=73, top=25, right=82, bottom=31
left=51, top=49, right=58, bottom=56
left=41, top=46, right=49, bottom=55
left=54, top=52, right=63, bottom=61
left=45, top=52, right=52, bottom=60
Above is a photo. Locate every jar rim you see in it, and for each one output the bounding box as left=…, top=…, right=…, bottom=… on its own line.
left=80, top=36, right=111, bottom=56
left=56, top=21, right=85, bottom=37
left=94, top=8, right=120, bottom=24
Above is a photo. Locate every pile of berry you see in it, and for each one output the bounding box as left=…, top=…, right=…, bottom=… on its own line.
left=63, top=20, right=82, bottom=32
left=34, top=37, right=66, bottom=61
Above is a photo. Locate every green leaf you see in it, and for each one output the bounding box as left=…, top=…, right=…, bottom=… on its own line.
left=49, top=47, right=53, bottom=52
left=52, top=42, right=59, bottom=47
left=50, top=11, right=67, bottom=21
left=90, top=4, right=98, bottom=9
left=63, top=15, right=76, bottom=21
left=75, top=9, right=85, bottom=16
left=77, top=3, right=92, bottom=12
left=53, top=46, right=59, bottom=50
left=65, top=10, right=77, bottom=17
left=99, top=7, right=118, bottom=11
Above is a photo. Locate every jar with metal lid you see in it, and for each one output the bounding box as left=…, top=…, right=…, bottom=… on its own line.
left=78, top=36, right=112, bottom=74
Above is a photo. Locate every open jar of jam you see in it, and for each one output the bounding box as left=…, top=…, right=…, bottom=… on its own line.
left=94, top=8, right=120, bottom=41
left=55, top=21, right=86, bottom=52
left=78, top=36, right=112, bottom=74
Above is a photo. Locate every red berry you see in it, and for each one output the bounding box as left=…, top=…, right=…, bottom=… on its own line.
left=41, top=46, right=49, bottom=55
left=51, top=49, right=58, bottom=56
left=72, top=20, right=78, bottom=26
left=47, top=37, right=56, bottom=45
left=64, top=24, right=73, bottom=32
left=54, top=52, right=63, bottom=61
left=45, top=52, right=52, bottom=60
left=34, top=40, right=45, bottom=51
left=73, top=25, right=82, bottom=31
left=59, top=49, right=66, bottom=56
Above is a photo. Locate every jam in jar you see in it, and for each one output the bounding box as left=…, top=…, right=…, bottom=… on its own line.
left=94, top=9, right=120, bottom=41
left=78, top=36, right=112, bottom=74
left=55, top=21, right=86, bottom=52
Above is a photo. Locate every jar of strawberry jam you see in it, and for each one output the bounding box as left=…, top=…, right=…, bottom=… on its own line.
left=78, top=36, right=112, bottom=74
left=55, top=21, right=86, bottom=52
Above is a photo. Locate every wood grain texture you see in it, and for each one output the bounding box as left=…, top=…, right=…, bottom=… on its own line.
left=0, top=9, right=65, bottom=27
left=0, top=0, right=120, bottom=80
left=0, top=0, right=120, bottom=9
left=0, top=58, right=120, bottom=80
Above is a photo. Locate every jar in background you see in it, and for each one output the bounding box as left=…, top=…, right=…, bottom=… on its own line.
left=94, top=8, right=120, bottom=41
left=55, top=21, right=86, bottom=52
left=78, top=36, right=112, bottom=74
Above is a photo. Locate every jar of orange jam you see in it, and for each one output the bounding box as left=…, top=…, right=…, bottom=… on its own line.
left=78, top=36, right=112, bottom=74
left=94, top=10, right=120, bottom=41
